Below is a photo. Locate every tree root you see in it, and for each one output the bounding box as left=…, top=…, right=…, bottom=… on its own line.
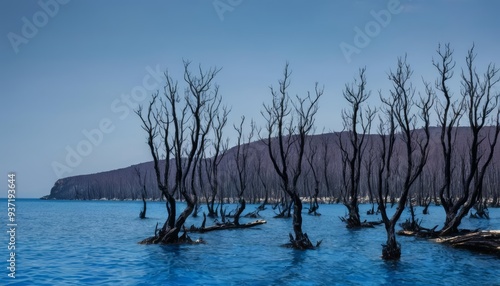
left=398, top=218, right=439, bottom=238
left=138, top=228, right=205, bottom=245
left=382, top=242, right=401, bottom=260
left=282, top=233, right=322, bottom=250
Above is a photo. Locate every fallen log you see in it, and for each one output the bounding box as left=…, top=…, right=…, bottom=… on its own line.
left=188, top=219, right=267, bottom=233
left=435, top=230, right=500, bottom=255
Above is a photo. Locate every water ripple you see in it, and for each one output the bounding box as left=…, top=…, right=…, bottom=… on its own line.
left=1, top=200, right=499, bottom=285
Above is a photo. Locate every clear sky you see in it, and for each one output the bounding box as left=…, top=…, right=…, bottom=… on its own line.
left=1, top=0, right=499, bottom=198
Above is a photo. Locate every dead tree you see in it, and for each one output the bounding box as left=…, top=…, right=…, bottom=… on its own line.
left=135, top=167, right=148, bottom=219
left=320, top=133, right=335, bottom=203
left=231, top=116, right=255, bottom=225
left=136, top=61, right=222, bottom=244
left=204, top=106, right=229, bottom=217
left=377, top=56, right=433, bottom=259
left=255, top=149, right=270, bottom=210
left=338, top=68, right=375, bottom=227
left=439, top=45, right=500, bottom=235
left=375, top=105, right=396, bottom=253
left=261, top=63, right=323, bottom=250
left=306, top=136, right=321, bottom=216
left=364, top=139, right=377, bottom=215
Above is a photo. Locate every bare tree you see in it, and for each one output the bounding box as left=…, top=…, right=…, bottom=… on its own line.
left=338, top=68, right=375, bottom=227
left=255, top=147, right=270, bottom=210
left=261, top=63, right=323, bottom=250
left=306, top=136, right=321, bottom=216
left=439, top=45, right=500, bottom=235
left=376, top=56, right=433, bottom=259
left=204, top=105, right=229, bottom=218
left=136, top=61, right=222, bottom=244
left=364, top=138, right=377, bottom=215
left=319, top=134, right=335, bottom=203
left=232, top=116, right=256, bottom=225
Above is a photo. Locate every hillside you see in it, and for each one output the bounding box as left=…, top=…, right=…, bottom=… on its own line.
left=42, top=127, right=500, bottom=203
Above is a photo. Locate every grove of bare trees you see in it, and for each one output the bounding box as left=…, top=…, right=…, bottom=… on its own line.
left=44, top=43, right=500, bottom=258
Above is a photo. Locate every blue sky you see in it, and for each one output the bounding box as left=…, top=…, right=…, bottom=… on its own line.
left=1, top=0, right=499, bottom=198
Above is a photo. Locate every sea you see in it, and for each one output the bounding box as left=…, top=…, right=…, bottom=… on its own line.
left=1, top=199, right=499, bottom=285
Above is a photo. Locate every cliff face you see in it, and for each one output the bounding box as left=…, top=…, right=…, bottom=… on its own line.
left=42, top=127, right=500, bottom=201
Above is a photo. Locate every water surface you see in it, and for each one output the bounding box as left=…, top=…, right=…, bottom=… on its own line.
left=2, top=199, right=499, bottom=285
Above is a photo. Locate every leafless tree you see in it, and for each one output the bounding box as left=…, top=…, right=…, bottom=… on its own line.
left=376, top=56, right=433, bottom=259
left=261, top=63, right=323, bottom=249
left=319, top=134, right=336, bottom=203
left=232, top=116, right=255, bottom=224
left=338, top=68, right=376, bottom=227
left=136, top=61, right=222, bottom=244
left=306, top=135, right=321, bottom=215
left=430, top=43, right=464, bottom=222
left=439, top=45, right=500, bottom=235
left=255, top=147, right=270, bottom=209
left=204, top=105, right=229, bottom=217
left=364, top=139, right=377, bottom=215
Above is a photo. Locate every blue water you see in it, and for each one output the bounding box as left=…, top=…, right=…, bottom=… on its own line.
left=1, top=199, right=499, bottom=285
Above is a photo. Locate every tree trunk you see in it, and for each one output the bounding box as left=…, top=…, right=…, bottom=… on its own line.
left=287, top=192, right=318, bottom=250
left=441, top=208, right=467, bottom=235
left=233, top=198, right=246, bottom=226
left=382, top=223, right=401, bottom=260
left=139, top=194, right=147, bottom=219
left=346, top=200, right=361, bottom=228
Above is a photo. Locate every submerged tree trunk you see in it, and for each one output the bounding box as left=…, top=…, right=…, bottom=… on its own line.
left=432, top=44, right=500, bottom=236
left=375, top=56, right=432, bottom=260
left=286, top=192, right=319, bottom=250
left=262, top=63, right=322, bottom=249
left=338, top=68, right=375, bottom=228
left=139, top=194, right=147, bottom=219
left=136, top=61, right=223, bottom=245
left=382, top=223, right=401, bottom=259
left=233, top=198, right=246, bottom=226
left=344, top=200, right=361, bottom=228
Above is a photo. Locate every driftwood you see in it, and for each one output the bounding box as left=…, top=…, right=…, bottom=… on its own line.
left=188, top=219, right=267, bottom=233
left=435, top=231, right=500, bottom=254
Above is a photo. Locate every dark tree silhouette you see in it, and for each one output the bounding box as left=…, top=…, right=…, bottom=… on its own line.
left=437, top=45, right=500, bottom=235
left=136, top=61, right=222, bottom=244
left=306, top=136, right=321, bottom=216
left=320, top=133, right=335, bottom=203
left=135, top=167, right=148, bottom=219
left=231, top=116, right=256, bottom=225
left=204, top=106, right=230, bottom=218
left=338, top=68, right=375, bottom=227
left=376, top=56, right=433, bottom=259
left=261, top=63, right=323, bottom=250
